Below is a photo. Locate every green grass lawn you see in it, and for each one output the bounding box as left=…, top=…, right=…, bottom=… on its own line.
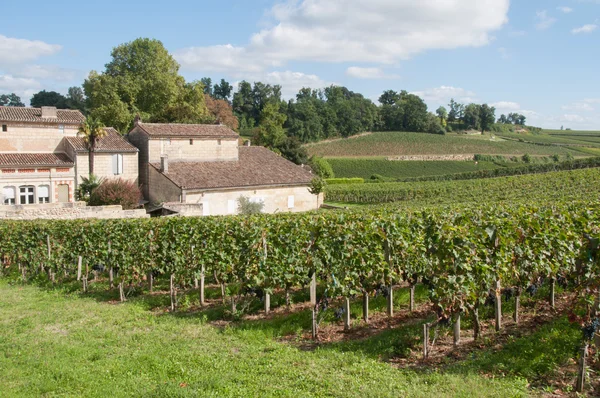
left=305, top=132, right=582, bottom=158
left=0, top=279, right=554, bottom=397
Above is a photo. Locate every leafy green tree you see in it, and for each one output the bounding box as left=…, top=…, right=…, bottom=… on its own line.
left=77, top=116, right=107, bottom=175
left=463, top=103, right=481, bottom=130
left=66, top=87, right=86, bottom=112
left=426, top=112, right=446, bottom=135
left=237, top=196, right=264, bottom=215
left=213, top=79, right=233, bottom=102
left=436, top=106, right=448, bottom=124
left=84, top=38, right=209, bottom=131
left=233, top=81, right=256, bottom=129
left=277, top=137, right=309, bottom=165
left=30, top=90, right=68, bottom=108
left=0, top=93, right=25, bottom=107
left=498, top=114, right=508, bottom=124
left=479, top=104, right=496, bottom=134
left=309, top=156, right=334, bottom=179
left=201, top=77, right=213, bottom=95
left=256, top=102, right=287, bottom=149
left=378, top=90, right=400, bottom=106
left=448, top=99, right=465, bottom=122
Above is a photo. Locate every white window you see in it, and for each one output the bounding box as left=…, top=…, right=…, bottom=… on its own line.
left=202, top=202, right=210, bottom=216
left=288, top=195, right=295, bottom=209
left=19, top=186, right=35, bottom=205
left=38, top=185, right=50, bottom=204
left=58, top=124, right=65, bottom=134
left=2, top=187, right=15, bottom=205
left=227, top=199, right=236, bottom=214
left=112, top=154, right=123, bottom=175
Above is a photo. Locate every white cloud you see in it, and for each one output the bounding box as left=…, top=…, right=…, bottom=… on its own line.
left=0, top=35, right=61, bottom=64
left=491, top=101, right=521, bottom=111
left=345, top=67, right=399, bottom=79
left=535, top=10, right=557, bottom=30
left=560, top=114, right=586, bottom=123
left=5, top=64, right=80, bottom=82
left=0, top=74, right=42, bottom=103
left=175, top=0, right=510, bottom=73
left=497, top=47, right=510, bottom=59
left=557, top=6, right=573, bottom=13
left=572, top=24, right=598, bottom=34
left=562, top=98, right=600, bottom=112
left=412, top=86, right=478, bottom=104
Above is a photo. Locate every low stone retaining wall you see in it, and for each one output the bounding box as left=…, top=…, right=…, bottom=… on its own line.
left=386, top=154, right=475, bottom=161
left=0, top=202, right=149, bottom=220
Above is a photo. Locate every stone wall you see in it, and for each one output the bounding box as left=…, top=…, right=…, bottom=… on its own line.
left=386, top=154, right=476, bottom=161
left=147, top=165, right=182, bottom=205
left=75, top=152, right=139, bottom=185
left=0, top=123, right=78, bottom=153
left=0, top=202, right=148, bottom=220
left=147, top=137, right=238, bottom=163
left=185, top=185, right=322, bottom=216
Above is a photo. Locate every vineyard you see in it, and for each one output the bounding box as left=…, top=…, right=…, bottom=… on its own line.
left=324, top=167, right=600, bottom=205
left=2, top=197, right=600, bottom=393
left=305, top=131, right=583, bottom=158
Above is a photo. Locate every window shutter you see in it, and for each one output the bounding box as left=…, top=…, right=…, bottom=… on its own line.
left=288, top=195, right=295, bottom=209
left=118, top=154, right=123, bottom=175
left=228, top=200, right=236, bottom=214
left=38, top=185, right=49, bottom=197
left=112, top=154, right=118, bottom=175
left=3, top=187, right=15, bottom=200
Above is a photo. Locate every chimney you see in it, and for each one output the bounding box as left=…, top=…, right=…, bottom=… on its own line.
left=134, top=114, right=142, bottom=125
left=41, top=107, right=57, bottom=119
left=160, top=155, right=169, bottom=173
left=244, top=140, right=251, bottom=147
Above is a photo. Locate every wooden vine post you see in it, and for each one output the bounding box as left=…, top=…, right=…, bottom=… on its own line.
left=514, top=290, right=520, bottom=324
left=83, top=261, right=88, bottom=293
left=362, top=292, right=369, bottom=323
left=453, top=312, right=461, bottom=346
left=310, top=271, right=317, bottom=305
left=200, top=264, right=205, bottom=306
left=311, top=306, right=318, bottom=340
left=495, top=280, right=502, bottom=332
left=119, top=282, right=125, bottom=302
left=264, top=292, right=271, bottom=315
left=384, top=243, right=394, bottom=317
left=170, top=273, right=176, bottom=311
left=77, top=256, right=82, bottom=281
left=550, top=278, right=556, bottom=309
left=108, top=241, right=114, bottom=289
left=344, top=297, right=351, bottom=330
left=576, top=343, right=588, bottom=393
left=409, top=284, right=415, bottom=312
left=423, top=323, right=430, bottom=359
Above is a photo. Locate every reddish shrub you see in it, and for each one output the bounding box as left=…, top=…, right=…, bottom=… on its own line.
left=89, top=178, right=141, bottom=210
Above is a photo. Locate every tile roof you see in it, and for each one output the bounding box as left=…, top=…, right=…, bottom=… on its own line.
left=0, top=106, right=85, bottom=124
left=135, top=122, right=239, bottom=139
left=0, top=153, right=74, bottom=168
left=150, top=146, right=314, bottom=190
left=65, top=128, right=138, bottom=153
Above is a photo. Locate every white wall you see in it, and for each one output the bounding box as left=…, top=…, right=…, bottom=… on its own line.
left=184, top=186, right=322, bottom=216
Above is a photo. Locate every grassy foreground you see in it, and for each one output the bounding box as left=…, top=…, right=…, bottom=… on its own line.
left=0, top=281, right=534, bottom=398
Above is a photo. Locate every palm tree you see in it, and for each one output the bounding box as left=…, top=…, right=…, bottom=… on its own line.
left=78, top=117, right=107, bottom=175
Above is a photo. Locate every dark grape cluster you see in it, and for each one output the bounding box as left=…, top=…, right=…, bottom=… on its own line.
left=243, top=286, right=264, bottom=300
left=502, top=287, right=515, bottom=302
left=334, top=306, right=345, bottom=320
left=91, top=264, right=106, bottom=273
left=421, top=277, right=435, bottom=291
left=582, top=318, right=600, bottom=341
left=374, top=284, right=389, bottom=298
left=485, top=290, right=496, bottom=306
left=526, top=277, right=544, bottom=296
left=556, top=275, right=569, bottom=289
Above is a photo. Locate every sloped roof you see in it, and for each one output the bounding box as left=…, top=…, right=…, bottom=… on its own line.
left=0, top=106, right=85, bottom=124
left=135, top=122, right=238, bottom=139
left=0, top=153, right=74, bottom=168
left=150, top=146, right=314, bottom=190
left=65, top=128, right=138, bottom=153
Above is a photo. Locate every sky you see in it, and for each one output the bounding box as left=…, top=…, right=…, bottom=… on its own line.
left=1, top=0, right=599, bottom=130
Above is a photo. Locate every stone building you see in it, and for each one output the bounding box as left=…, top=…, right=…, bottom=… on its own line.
left=0, top=106, right=138, bottom=206
left=128, top=119, right=321, bottom=216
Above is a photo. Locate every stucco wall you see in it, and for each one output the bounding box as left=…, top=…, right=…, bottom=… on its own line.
left=0, top=202, right=149, bottom=220
left=184, top=186, right=322, bottom=216
left=147, top=137, right=238, bottom=163
left=0, top=123, right=78, bottom=153
left=75, top=152, right=138, bottom=184
left=127, top=128, right=150, bottom=198
left=147, top=166, right=182, bottom=205
left=0, top=167, right=75, bottom=204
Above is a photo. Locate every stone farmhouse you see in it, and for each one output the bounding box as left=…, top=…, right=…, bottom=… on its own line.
left=127, top=119, right=321, bottom=216
left=0, top=106, right=138, bottom=206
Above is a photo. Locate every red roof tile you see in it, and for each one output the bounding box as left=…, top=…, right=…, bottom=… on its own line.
left=150, top=146, right=314, bottom=190
left=0, top=153, right=74, bottom=168
left=0, top=106, right=85, bottom=124
left=136, top=122, right=238, bottom=139
left=65, top=128, right=138, bottom=153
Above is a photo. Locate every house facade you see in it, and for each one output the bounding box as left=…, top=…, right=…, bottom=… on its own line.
left=0, top=106, right=138, bottom=206
left=128, top=119, right=321, bottom=216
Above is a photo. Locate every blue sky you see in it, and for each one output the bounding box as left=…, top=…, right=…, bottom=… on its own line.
left=1, top=0, right=599, bottom=129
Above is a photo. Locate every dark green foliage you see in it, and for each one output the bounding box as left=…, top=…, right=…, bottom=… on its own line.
left=237, top=196, right=264, bottom=214
left=309, top=157, right=334, bottom=178
left=30, top=90, right=68, bottom=108
left=324, top=178, right=365, bottom=185
left=0, top=93, right=25, bottom=107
